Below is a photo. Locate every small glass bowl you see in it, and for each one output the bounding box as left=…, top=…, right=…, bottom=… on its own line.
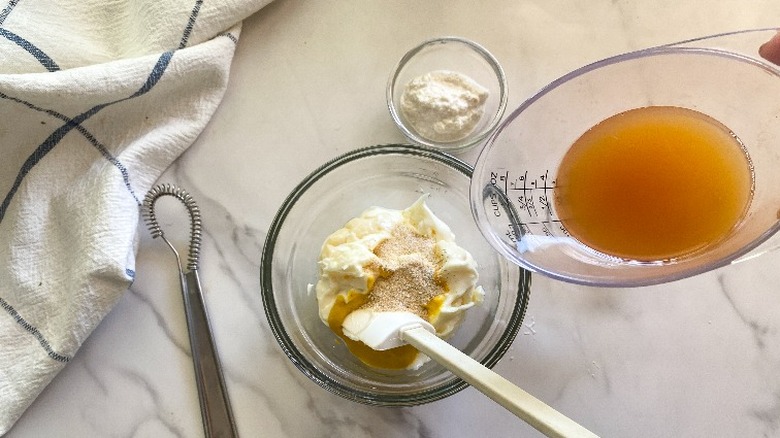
left=387, top=37, right=508, bottom=153
left=260, top=144, right=530, bottom=406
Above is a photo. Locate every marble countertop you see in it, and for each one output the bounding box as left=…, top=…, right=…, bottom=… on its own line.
left=8, top=1, right=780, bottom=437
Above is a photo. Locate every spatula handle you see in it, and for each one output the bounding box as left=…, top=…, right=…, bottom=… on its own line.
left=402, top=326, right=598, bottom=438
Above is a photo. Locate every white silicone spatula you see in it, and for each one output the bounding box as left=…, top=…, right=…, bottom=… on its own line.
left=343, top=311, right=600, bottom=438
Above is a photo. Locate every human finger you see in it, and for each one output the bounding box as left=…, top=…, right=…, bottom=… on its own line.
left=759, top=31, right=780, bottom=65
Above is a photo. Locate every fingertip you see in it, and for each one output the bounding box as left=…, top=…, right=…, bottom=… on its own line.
left=759, top=31, right=780, bottom=66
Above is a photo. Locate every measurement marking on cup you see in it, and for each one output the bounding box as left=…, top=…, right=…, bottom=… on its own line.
left=496, top=169, right=558, bottom=219
left=508, top=219, right=563, bottom=226
left=488, top=168, right=567, bottom=243
left=508, top=170, right=555, bottom=192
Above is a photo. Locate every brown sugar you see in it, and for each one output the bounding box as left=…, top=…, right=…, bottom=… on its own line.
left=364, top=223, right=443, bottom=318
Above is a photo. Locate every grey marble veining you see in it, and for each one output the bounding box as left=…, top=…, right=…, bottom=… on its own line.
left=7, top=0, right=780, bottom=437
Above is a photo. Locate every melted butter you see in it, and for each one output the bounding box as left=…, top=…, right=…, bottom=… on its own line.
left=327, top=290, right=448, bottom=370
left=425, top=294, right=446, bottom=321
left=328, top=291, right=417, bottom=369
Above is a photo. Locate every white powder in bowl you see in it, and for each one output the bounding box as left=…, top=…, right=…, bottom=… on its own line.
left=400, top=70, right=489, bottom=143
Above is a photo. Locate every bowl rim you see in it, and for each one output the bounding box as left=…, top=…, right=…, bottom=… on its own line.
left=260, top=143, right=531, bottom=406
left=471, top=43, right=780, bottom=287
left=386, top=36, right=509, bottom=152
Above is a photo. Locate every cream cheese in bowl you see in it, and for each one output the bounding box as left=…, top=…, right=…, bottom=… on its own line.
left=310, top=195, right=485, bottom=370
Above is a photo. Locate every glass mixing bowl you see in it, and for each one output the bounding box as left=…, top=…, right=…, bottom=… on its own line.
left=470, top=28, right=780, bottom=287
left=261, top=144, right=530, bottom=405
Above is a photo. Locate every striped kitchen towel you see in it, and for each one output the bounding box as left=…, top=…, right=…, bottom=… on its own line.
left=0, top=0, right=272, bottom=433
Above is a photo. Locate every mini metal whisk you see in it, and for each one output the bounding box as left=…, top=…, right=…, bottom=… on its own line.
left=142, top=184, right=237, bottom=438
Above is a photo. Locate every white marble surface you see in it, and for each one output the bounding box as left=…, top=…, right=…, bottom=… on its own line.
left=7, top=1, right=780, bottom=437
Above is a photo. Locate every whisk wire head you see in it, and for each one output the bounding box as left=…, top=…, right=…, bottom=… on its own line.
left=142, top=183, right=202, bottom=272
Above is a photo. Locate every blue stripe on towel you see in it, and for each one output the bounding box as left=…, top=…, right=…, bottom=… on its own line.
left=218, top=32, right=238, bottom=45
left=0, top=0, right=21, bottom=26
left=0, top=28, right=60, bottom=72
left=179, top=0, right=203, bottom=49
left=126, top=269, right=135, bottom=286
left=130, top=51, right=173, bottom=97
left=0, top=297, right=71, bottom=363
left=0, top=51, right=173, bottom=223
left=0, top=92, right=141, bottom=205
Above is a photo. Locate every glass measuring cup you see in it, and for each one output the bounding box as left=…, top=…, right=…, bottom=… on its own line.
left=471, top=28, right=780, bottom=287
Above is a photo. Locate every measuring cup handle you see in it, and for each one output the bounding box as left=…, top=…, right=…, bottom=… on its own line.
left=182, top=270, right=238, bottom=438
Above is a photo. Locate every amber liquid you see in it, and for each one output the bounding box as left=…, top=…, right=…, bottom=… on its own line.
left=328, top=290, right=445, bottom=370
left=554, top=106, right=753, bottom=261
